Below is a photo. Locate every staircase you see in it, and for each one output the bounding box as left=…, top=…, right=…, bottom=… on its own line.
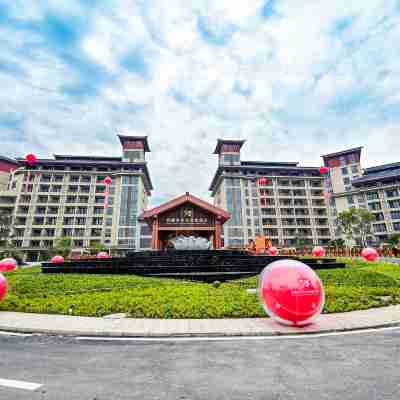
left=41, top=250, right=346, bottom=282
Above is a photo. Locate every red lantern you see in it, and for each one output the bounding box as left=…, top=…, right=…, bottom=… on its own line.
left=0, top=258, right=17, bottom=273
left=319, top=166, right=329, bottom=175
left=25, top=153, right=37, bottom=166
left=312, top=246, right=326, bottom=258
left=268, top=246, right=279, bottom=256
left=51, top=255, right=65, bottom=264
left=259, top=259, right=325, bottom=326
left=97, top=251, right=110, bottom=259
left=103, top=176, right=113, bottom=209
left=103, top=176, right=112, bottom=186
left=0, top=274, right=7, bottom=302
left=258, top=177, right=269, bottom=186
left=361, top=247, right=378, bottom=262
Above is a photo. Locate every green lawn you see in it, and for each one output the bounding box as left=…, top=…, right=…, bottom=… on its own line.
left=1, top=259, right=400, bottom=318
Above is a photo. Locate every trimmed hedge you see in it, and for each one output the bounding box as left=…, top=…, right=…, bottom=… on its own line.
left=1, top=260, right=400, bottom=318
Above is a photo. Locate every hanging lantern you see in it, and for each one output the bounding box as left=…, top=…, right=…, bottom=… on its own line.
left=25, top=153, right=37, bottom=166
left=319, top=166, right=329, bottom=176
left=258, top=177, right=270, bottom=186
left=103, top=176, right=113, bottom=209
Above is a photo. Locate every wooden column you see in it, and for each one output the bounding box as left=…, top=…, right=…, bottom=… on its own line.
left=215, top=217, right=222, bottom=249
left=152, top=216, right=160, bottom=250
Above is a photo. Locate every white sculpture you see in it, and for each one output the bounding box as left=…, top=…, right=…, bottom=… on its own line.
left=171, top=235, right=211, bottom=250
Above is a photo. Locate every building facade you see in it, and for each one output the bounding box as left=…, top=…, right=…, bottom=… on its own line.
left=0, top=156, right=19, bottom=191
left=1, top=135, right=153, bottom=261
left=210, top=140, right=332, bottom=248
left=323, top=147, right=400, bottom=243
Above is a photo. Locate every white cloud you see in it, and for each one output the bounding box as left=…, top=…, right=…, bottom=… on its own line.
left=1, top=0, right=400, bottom=205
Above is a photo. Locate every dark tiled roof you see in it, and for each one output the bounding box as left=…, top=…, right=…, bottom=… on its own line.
left=321, top=147, right=363, bottom=160
left=117, top=134, right=151, bottom=152
left=0, top=155, right=19, bottom=165
left=213, top=139, right=246, bottom=154
left=54, top=155, right=122, bottom=162
left=352, top=168, right=400, bottom=186
left=364, top=162, right=400, bottom=174
left=242, top=161, right=299, bottom=167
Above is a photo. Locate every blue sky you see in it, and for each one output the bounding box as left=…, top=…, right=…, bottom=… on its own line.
left=1, top=0, right=400, bottom=205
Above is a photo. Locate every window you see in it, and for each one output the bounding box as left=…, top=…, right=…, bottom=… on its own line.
left=351, top=165, right=358, bottom=174
left=368, top=202, right=382, bottom=211
left=386, top=189, right=399, bottom=198
left=374, top=223, right=387, bottom=233
left=140, top=238, right=152, bottom=248
left=92, top=217, right=103, bottom=225
left=122, top=176, right=139, bottom=185
left=225, top=188, right=242, bottom=226
left=140, top=225, right=152, bottom=236
left=118, top=227, right=136, bottom=237
left=347, top=196, right=355, bottom=205
left=76, top=217, right=86, bottom=225
left=341, top=167, right=348, bottom=175
left=343, top=177, right=351, bottom=185
left=388, top=200, right=400, bottom=209
left=391, top=211, right=400, bottom=220
left=367, top=192, right=379, bottom=201
left=393, top=222, right=400, bottom=231
left=374, top=212, right=385, bottom=221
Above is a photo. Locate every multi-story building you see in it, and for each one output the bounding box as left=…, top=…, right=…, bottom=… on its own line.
left=2, top=135, right=153, bottom=261
left=210, top=139, right=332, bottom=248
left=0, top=156, right=19, bottom=192
left=323, top=146, right=400, bottom=243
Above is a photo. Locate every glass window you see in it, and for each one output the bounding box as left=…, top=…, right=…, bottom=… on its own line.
left=122, top=176, right=139, bottom=185
left=347, top=196, right=354, bottom=205
left=119, top=186, right=138, bottom=225
left=351, top=165, right=358, bottom=174
left=391, top=211, right=400, bottom=220
left=343, top=177, right=351, bottom=185
left=226, top=188, right=242, bottom=225
left=341, top=167, right=348, bottom=175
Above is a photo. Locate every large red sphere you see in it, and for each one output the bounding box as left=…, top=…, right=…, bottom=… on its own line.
left=103, top=176, right=113, bottom=186
left=97, top=252, right=110, bottom=259
left=259, top=259, right=325, bottom=326
left=0, top=274, right=7, bottom=302
left=312, top=246, right=326, bottom=258
left=0, top=258, right=17, bottom=273
left=319, top=166, right=329, bottom=175
left=361, top=247, right=379, bottom=262
left=25, top=153, right=37, bottom=166
left=268, top=246, right=279, bottom=256
left=51, top=255, right=65, bottom=264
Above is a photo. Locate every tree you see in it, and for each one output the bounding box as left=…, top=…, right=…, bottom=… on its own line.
left=336, top=208, right=375, bottom=248
left=329, top=238, right=345, bottom=247
left=53, top=236, right=73, bottom=258
left=354, top=208, right=375, bottom=247
left=90, top=241, right=107, bottom=255
left=388, top=234, right=400, bottom=247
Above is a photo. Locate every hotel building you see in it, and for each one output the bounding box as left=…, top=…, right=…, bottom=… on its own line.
left=0, top=135, right=153, bottom=261
left=210, top=140, right=332, bottom=248
left=322, top=147, right=400, bottom=243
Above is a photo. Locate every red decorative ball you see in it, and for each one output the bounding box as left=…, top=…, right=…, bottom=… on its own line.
left=25, top=153, right=37, bottom=166
left=319, top=166, right=329, bottom=175
left=0, top=258, right=17, bottom=273
left=361, top=247, right=379, bottom=262
left=268, top=246, right=279, bottom=256
left=312, top=246, right=326, bottom=258
left=103, top=176, right=113, bottom=186
left=259, top=259, right=325, bottom=326
left=51, top=255, right=65, bottom=264
left=97, top=252, right=110, bottom=259
left=0, top=274, right=8, bottom=302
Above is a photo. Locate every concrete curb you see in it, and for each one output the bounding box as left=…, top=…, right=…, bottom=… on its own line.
left=0, top=305, right=400, bottom=338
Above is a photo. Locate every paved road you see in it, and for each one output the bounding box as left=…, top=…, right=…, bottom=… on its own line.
left=0, top=329, right=400, bottom=400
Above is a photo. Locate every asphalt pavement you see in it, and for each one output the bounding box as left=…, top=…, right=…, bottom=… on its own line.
left=0, top=328, right=400, bottom=400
